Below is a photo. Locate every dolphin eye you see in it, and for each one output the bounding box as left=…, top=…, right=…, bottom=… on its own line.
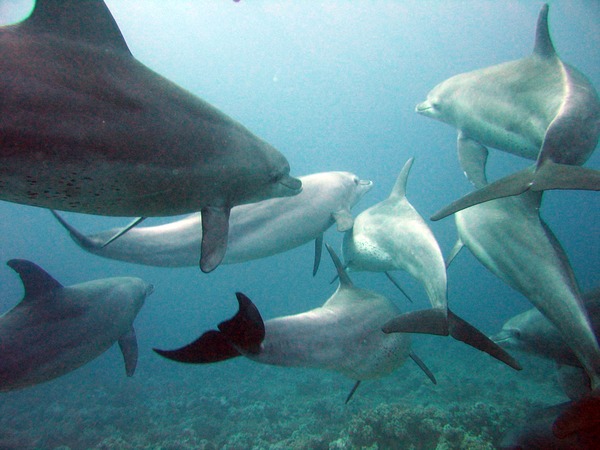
left=353, top=177, right=359, bottom=185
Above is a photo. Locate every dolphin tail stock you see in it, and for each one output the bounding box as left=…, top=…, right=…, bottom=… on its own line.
left=552, top=392, right=600, bottom=441
left=382, top=308, right=522, bottom=371
left=153, top=292, right=265, bottom=363
left=431, top=161, right=600, bottom=221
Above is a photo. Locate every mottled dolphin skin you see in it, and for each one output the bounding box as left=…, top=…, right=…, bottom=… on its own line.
left=154, top=245, right=436, bottom=402
left=419, top=4, right=600, bottom=220
left=342, top=158, right=520, bottom=370
left=0, top=0, right=301, bottom=272
left=0, top=259, right=153, bottom=392
left=52, top=172, right=373, bottom=274
left=445, top=143, right=600, bottom=393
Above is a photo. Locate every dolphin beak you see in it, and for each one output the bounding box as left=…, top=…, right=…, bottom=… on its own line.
left=415, top=101, right=432, bottom=113
left=278, top=175, right=303, bottom=195
left=489, top=330, right=510, bottom=344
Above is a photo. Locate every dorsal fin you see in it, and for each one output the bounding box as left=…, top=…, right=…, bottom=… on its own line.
left=533, top=4, right=556, bottom=58
left=7, top=259, right=63, bottom=301
left=19, top=0, right=131, bottom=55
left=389, top=157, right=414, bottom=199
left=325, top=244, right=354, bottom=289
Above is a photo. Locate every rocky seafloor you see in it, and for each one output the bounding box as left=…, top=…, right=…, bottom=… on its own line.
left=0, top=338, right=566, bottom=450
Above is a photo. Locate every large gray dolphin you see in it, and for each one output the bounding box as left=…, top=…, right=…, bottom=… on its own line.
left=52, top=172, right=373, bottom=275
left=444, top=143, right=600, bottom=394
left=342, top=158, right=520, bottom=370
left=154, top=245, right=436, bottom=403
left=0, top=0, right=302, bottom=272
left=0, top=259, right=153, bottom=392
left=419, top=4, right=600, bottom=221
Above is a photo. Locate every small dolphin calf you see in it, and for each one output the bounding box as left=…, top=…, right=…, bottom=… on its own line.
left=342, top=158, right=519, bottom=370
left=0, top=0, right=301, bottom=272
left=419, top=4, right=600, bottom=220
left=0, top=259, right=153, bottom=392
left=52, top=172, right=373, bottom=274
left=154, top=245, right=436, bottom=402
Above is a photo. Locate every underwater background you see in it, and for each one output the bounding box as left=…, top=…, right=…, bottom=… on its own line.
left=0, top=0, right=598, bottom=448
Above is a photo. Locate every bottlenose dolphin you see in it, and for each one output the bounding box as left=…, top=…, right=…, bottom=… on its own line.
left=0, top=0, right=302, bottom=272
left=444, top=143, right=600, bottom=392
left=52, top=172, right=373, bottom=275
left=492, top=288, right=600, bottom=370
left=417, top=4, right=600, bottom=220
left=342, top=158, right=520, bottom=370
left=154, top=245, right=436, bottom=403
left=0, top=259, right=153, bottom=392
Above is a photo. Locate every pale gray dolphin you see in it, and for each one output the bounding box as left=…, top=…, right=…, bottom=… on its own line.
left=154, top=245, right=436, bottom=403
left=0, top=259, right=153, bottom=392
left=52, top=172, right=373, bottom=275
left=419, top=4, right=600, bottom=221
left=0, top=0, right=302, bottom=272
left=444, top=143, right=600, bottom=392
left=342, top=158, right=520, bottom=370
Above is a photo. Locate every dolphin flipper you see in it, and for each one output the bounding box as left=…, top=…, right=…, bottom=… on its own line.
left=100, top=217, right=146, bottom=248
left=199, top=206, right=231, bottom=273
left=118, top=326, right=138, bottom=377
left=409, top=351, right=436, bottom=385
left=445, top=239, right=464, bottom=269
left=154, top=292, right=264, bottom=363
left=431, top=162, right=600, bottom=221
left=382, top=308, right=521, bottom=370
left=332, top=208, right=354, bottom=232
left=345, top=380, right=361, bottom=404
left=384, top=272, right=414, bottom=303
left=313, top=234, right=323, bottom=276
left=51, top=210, right=103, bottom=249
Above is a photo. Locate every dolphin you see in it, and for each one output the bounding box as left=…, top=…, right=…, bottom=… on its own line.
left=51, top=172, right=373, bottom=275
left=492, top=288, right=600, bottom=404
left=0, top=259, right=153, bottom=392
left=492, top=287, right=600, bottom=371
left=342, top=158, right=520, bottom=370
left=417, top=4, right=600, bottom=221
left=0, top=0, right=302, bottom=273
left=444, top=142, right=600, bottom=392
left=154, top=245, right=436, bottom=403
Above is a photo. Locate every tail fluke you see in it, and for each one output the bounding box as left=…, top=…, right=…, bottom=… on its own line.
left=431, top=162, right=600, bottom=221
left=153, top=292, right=265, bottom=363
left=382, top=308, right=521, bottom=371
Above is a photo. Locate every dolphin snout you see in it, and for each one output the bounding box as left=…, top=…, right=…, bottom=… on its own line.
left=415, top=101, right=432, bottom=113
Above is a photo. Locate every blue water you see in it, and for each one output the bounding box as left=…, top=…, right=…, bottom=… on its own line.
left=0, top=1, right=599, bottom=448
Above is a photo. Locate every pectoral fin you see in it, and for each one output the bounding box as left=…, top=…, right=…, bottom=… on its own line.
left=409, top=351, right=436, bottom=384
left=332, top=209, right=354, bottom=232
left=118, top=326, right=138, bottom=377
left=313, top=235, right=323, bottom=276
left=199, top=206, right=231, bottom=273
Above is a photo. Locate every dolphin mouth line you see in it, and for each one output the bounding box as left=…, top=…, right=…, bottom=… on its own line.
left=278, top=175, right=303, bottom=194
left=415, top=103, right=432, bottom=113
